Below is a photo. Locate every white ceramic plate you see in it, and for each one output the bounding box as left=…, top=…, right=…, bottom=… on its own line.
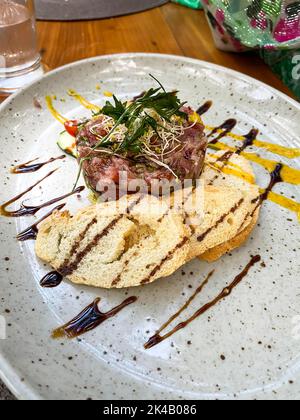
left=0, top=54, right=299, bottom=400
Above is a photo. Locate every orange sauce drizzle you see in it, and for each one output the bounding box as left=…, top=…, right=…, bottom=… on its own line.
left=67, top=89, right=101, bottom=113
left=45, top=96, right=67, bottom=125
left=209, top=142, right=300, bottom=186
left=103, top=91, right=113, bottom=97
left=207, top=150, right=300, bottom=221
left=267, top=192, right=300, bottom=223
left=205, top=125, right=300, bottom=159
left=207, top=161, right=255, bottom=184
left=241, top=152, right=300, bottom=186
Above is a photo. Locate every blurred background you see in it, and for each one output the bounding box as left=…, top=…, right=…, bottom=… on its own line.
left=0, top=0, right=299, bottom=100
left=0, top=0, right=299, bottom=400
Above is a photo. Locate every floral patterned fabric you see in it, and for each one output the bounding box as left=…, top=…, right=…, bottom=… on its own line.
left=173, top=0, right=300, bottom=98
left=201, top=0, right=300, bottom=51
left=172, top=0, right=203, bottom=9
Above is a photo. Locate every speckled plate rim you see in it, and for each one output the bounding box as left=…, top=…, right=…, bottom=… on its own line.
left=0, top=53, right=299, bottom=401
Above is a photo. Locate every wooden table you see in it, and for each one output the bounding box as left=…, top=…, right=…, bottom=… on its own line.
left=0, top=3, right=294, bottom=103
left=36, top=3, right=293, bottom=98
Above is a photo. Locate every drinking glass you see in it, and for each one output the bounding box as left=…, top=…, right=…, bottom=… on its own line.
left=0, top=0, right=43, bottom=95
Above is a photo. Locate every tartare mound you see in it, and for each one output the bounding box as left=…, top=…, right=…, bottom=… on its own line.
left=76, top=106, right=207, bottom=196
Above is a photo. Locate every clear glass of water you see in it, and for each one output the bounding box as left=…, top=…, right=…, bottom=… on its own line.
left=0, top=0, right=43, bottom=95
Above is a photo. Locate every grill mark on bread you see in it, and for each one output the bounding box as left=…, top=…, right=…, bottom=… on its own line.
left=158, top=186, right=196, bottom=223
left=197, top=198, right=244, bottom=243
left=159, top=187, right=197, bottom=225
left=111, top=256, right=131, bottom=286
left=111, top=255, right=133, bottom=286
left=240, top=164, right=283, bottom=230
left=59, top=196, right=143, bottom=277
left=111, top=228, right=189, bottom=287
left=59, top=216, right=123, bottom=276
left=188, top=223, right=196, bottom=235
left=157, top=210, right=169, bottom=224
left=156, top=200, right=175, bottom=223
left=237, top=210, right=252, bottom=233
left=183, top=186, right=198, bottom=234
left=208, top=151, right=234, bottom=186
left=140, top=236, right=189, bottom=285
left=111, top=274, right=121, bottom=287
left=134, top=190, right=195, bottom=286
left=126, top=195, right=143, bottom=214
left=58, top=218, right=97, bottom=270
left=238, top=203, right=261, bottom=233
left=112, top=190, right=184, bottom=287
left=183, top=211, right=196, bottom=235
left=208, top=174, right=220, bottom=186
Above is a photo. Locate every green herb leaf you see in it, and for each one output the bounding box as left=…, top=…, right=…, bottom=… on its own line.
left=102, top=95, right=127, bottom=121
left=99, top=78, right=187, bottom=153
left=120, top=117, right=149, bottom=152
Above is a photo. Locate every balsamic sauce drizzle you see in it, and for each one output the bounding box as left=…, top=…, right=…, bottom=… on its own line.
left=207, top=129, right=259, bottom=186
left=250, top=163, right=283, bottom=218
left=0, top=169, right=58, bottom=217
left=236, top=129, right=259, bottom=154
left=144, top=256, right=261, bottom=349
left=0, top=169, right=57, bottom=217
left=40, top=271, right=63, bottom=288
left=16, top=204, right=66, bottom=241
left=196, top=101, right=213, bottom=116
left=258, top=163, right=283, bottom=203
left=147, top=271, right=214, bottom=344
left=197, top=198, right=244, bottom=243
left=3, top=186, right=84, bottom=218
left=58, top=195, right=143, bottom=278
left=52, top=296, right=138, bottom=339
left=11, top=155, right=65, bottom=174
left=208, top=119, right=237, bottom=144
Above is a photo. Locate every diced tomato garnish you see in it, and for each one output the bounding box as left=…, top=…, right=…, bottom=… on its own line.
left=64, top=120, right=79, bottom=137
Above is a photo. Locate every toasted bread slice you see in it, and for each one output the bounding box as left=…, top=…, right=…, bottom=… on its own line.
left=199, top=151, right=261, bottom=261
left=35, top=194, right=190, bottom=289
left=36, top=151, right=261, bottom=287
left=201, top=208, right=259, bottom=262
left=186, top=185, right=259, bottom=261
left=204, top=151, right=256, bottom=188
left=162, top=181, right=254, bottom=262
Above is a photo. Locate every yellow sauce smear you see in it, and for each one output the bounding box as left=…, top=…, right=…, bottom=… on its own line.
left=103, top=91, right=113, bottom=97
left=208, top=153, right=253, bottom=173
left=205, top=125, right=300, bottom=159
left=267, top=192, right=300, bottom=223
left=208, top=161, right=255, bottom=184
left=207, top=147, right=300, bottom=221
left=241, top=152, right=300, bottom=186
left=209, top=142, right=300, bottom=186
left=67, top=89, right=101, bottom=113
left=45, top=96, right=67, bottom=125
left=189, top=112, right=203, bottom=125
